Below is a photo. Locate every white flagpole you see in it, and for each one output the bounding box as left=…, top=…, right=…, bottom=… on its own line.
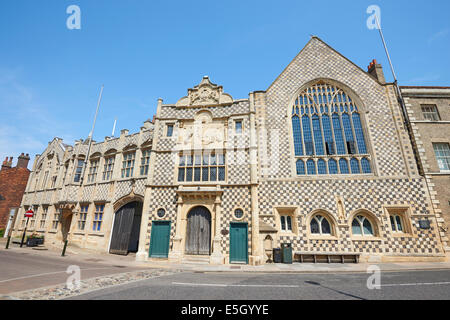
left=81, top=85, right=104, bottom=185
left=374, top=14, right=422, bottom=174
left=111, top=118, right=117, bottom=137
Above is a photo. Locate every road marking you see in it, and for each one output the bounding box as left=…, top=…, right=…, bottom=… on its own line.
left=380, top=281, right=450, bottom=287
left=172, top=282, right=299, bottom=288
left=0, top=267, right=121, bottom=284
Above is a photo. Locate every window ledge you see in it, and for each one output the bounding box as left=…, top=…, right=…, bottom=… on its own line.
left=73, top=231, right=86, bottom=235
left=392, top=232, right=416, bottom=238
left=351, top=236, right=382, bottom=242
left=48, top=230, right=57, bottom=234
left=309, top=235, right=339, bottom=241
left=88, top=232, right=104, bottom=237
left=279, top=231, right=296, bottom=236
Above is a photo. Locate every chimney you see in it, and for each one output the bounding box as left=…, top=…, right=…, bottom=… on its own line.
left=16, top=153, right=30, bottom=169
left=2, top=156, right=13, bottom=170
left=367, top=59, right=386, bottom=84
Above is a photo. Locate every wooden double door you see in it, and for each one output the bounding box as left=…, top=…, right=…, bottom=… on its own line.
left=185, top=206, right=211, bottom=255
left=109, top=201, right=142, bottom=255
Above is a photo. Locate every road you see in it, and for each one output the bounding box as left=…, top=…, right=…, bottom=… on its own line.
left=0, top=250, right=145, bottom=295
left=69, top=269, right=450, bottom=300
left=1, top=249, right=449, bottom=300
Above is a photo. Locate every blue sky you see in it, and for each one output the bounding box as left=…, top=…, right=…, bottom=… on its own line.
left=1, top=0, right=449, bottom=167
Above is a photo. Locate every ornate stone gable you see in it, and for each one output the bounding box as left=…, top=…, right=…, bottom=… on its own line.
left=176, top=76, right=233, bottom=107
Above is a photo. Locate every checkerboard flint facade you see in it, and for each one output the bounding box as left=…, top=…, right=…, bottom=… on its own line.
left=12, top=37, right=448, bottom=264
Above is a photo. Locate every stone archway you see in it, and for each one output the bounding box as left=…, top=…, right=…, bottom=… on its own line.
left=110, top=196, right=143, bottom=255
left=185, top=206, right=212, bottom=255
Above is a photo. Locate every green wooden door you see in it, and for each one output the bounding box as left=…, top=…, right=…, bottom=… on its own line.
left=230, top=222, right=248, bottom=264
left=149, top=221, right=171, bottom=258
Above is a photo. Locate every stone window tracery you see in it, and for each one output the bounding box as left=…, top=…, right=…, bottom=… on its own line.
left=291, top=82, right=372, bottom=176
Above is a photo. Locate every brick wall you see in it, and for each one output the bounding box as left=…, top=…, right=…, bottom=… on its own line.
left=0, top=160, right=31, bottom=230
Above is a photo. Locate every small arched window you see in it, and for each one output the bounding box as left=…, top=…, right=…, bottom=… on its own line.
left=291, top=81, right=372, bottom=176
left=310, top=215, right=332, bottom=235
left=352, top=215, right=374, bottom=236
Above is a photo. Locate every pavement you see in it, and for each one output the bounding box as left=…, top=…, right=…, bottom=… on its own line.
left=2, top=237, right=450, bottom=274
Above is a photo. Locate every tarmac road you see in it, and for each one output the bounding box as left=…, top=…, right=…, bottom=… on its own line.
left=68, top=269, right=450, bottom=300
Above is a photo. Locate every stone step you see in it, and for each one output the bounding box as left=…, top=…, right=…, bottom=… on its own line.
left=182, top=255, right=211, bottom=265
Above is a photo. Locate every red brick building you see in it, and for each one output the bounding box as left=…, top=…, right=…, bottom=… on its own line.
left=0, top=154, right=31, bottom=233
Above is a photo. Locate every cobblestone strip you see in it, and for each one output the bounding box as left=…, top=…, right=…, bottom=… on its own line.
left=3, top=269, right=181, bottom=300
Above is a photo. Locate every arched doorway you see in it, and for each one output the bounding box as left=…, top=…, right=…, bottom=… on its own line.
left=185, top=206, right=211, bottom=255
left=109, top=201, right=143, bottom=255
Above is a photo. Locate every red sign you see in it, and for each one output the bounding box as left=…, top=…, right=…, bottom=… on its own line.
left=25, top=209, right=34, bottom=218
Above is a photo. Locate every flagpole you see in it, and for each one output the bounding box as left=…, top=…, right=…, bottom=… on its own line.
left=80, top=85, right=104, bottom=186
left=374, top=15, right=422, bottom=174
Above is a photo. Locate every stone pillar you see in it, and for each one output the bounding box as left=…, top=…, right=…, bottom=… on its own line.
left=249, top=93, right=263, bottom=265
left=168, top=194, right=184, bottom=262
left=136, top=188, right=152, bottom=261
left=210, top=192, right=224, bottom=264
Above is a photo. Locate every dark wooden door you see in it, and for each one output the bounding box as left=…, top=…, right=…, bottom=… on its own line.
left=185, top=206, right=211, bottom=255
left=110, top=202, right=140, bottom=255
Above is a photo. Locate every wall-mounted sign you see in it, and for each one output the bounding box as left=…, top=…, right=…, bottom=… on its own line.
left=418, top=220, right=431, bottom=230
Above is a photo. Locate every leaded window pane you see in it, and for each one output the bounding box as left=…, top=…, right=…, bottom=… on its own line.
left=352, top=219, right=362, bottom=235
left=312, top=115, right=324, bottom=155
left=186, top=167, right=193, bottom=181
left=292, top=116, right=303, bottom=156
left=280, top=216, right=286, bottom=231
left=342, top=113, right=355, bottom=153
left=321, top=218, right=331, bottom=234
left=202, top=167, right=209, bottom=181
left=332, top=114, right=346, bottom=155
left=302, top=115, right=314, bottom=155
left=296, top=160, right=305, bottom=175
left=307, top=159, right=316, bottom=175
left=210, top=167, right=217, bottom=181
left=362, top=218, right=373, bottom=235
left=390, top=215, right=396, bottom=231
left=178, top=168, right=185, bottom=182
left=328, top=159, right=338, bottom=174
left=350, top=158, right=360, bottom=174
left=339, top=159, right=349, bottom=174
left=322, top=115, right=335, bottom=155
left=194, top=167, right=201, bottom=181
left=218, top=154, right=225, bottom=165
left=210, top=154, right=216, bottom=165
left=395, top=215, right=403, bottom=232
left=361, top=158, right=371, bottom=174
left=218, top=167, right=225, bottom=181
left=310, top=218, right=320, bottom=234
left=286, top=216, right=292, bottom=231
left=318, top=159, right=327, bottom=174
left=352, top=113, right=367, bottom=154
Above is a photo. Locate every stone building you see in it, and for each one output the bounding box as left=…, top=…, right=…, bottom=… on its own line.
left=12, top=37, right=448, bottom=264
left=401, top=86, right=450, bottom=252
left=0, top=154, right=31, bottom=236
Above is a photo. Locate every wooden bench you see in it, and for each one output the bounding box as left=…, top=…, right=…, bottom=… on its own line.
left=295, top=252, right=360, bottom=264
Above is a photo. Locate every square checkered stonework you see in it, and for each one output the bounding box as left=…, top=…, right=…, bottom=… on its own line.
left=18, top=37, right=446, bottom=261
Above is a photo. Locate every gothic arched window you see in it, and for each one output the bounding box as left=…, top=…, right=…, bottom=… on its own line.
left=291, top=81, right=372, bottom=175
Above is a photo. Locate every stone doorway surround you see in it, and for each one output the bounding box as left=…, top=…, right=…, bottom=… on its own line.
left=169, top=186, right=224, bottom=264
